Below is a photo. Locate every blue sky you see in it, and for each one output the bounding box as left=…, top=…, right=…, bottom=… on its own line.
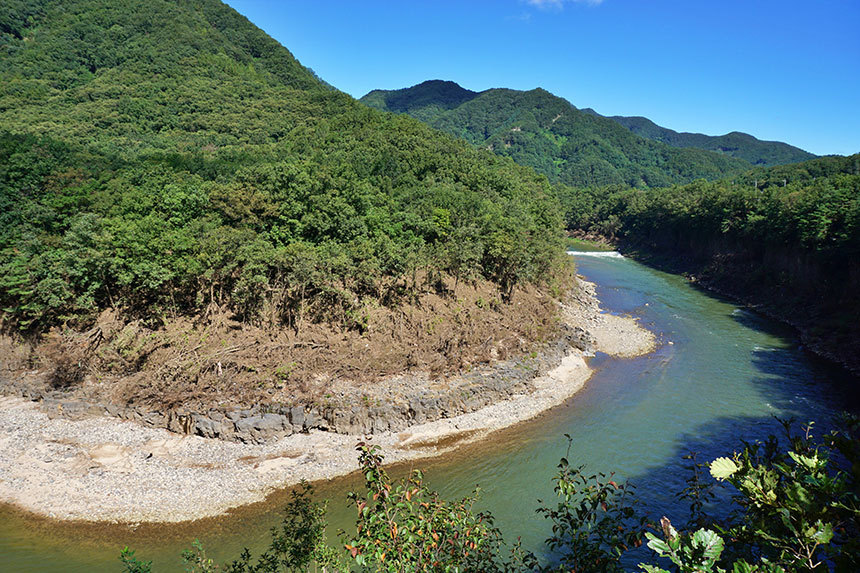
left=225, top=0, right=860, bottom=156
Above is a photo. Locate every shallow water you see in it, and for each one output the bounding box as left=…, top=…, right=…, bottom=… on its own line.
left=1, top=254, right=856, bottom=571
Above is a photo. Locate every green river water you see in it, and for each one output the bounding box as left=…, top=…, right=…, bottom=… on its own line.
left=1, top=252, right=856, bottom=571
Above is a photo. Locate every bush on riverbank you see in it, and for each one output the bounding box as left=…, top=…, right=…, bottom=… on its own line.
left=122, top=418, right=860, bottom=572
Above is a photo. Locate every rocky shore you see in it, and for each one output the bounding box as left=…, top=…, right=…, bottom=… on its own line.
left=0, top=277, right=655, bottom=523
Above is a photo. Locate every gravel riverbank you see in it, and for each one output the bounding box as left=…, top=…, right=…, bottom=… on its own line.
left=0, top=277, right=655, bottom=523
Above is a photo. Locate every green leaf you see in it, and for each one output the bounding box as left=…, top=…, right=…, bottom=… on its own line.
left=785, top=481, right=812, bottom=510
left=710, top=457, right=739, bottom=480
left=787, top=450, right=819, bottom=470
left=810, top=521, right=834, bottom=544
left=639, top=565, right=670, bottom=573
left=691, top=529, right=724, bottom=560
left=644, top=532, right=671, bottom=555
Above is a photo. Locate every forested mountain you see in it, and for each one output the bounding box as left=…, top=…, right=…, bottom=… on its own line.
left=567, top=154, right=859, bottom=255
left=0, top=0, right=569, bottom=397
left=586, top=111, right=816, bottom=166
left=361, top=80, right=860, bottom=370
left=360, top=80, right=751, bottom=188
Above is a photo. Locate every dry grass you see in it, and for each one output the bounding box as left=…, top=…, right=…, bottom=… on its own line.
left=0, top=335, right=31, bottom=374
left=1, top=275, right=571, bottom=412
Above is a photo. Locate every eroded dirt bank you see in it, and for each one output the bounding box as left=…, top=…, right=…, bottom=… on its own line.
left=0, top=278, right=654, bottom=523
left=0, top=276, right=581, bottom=444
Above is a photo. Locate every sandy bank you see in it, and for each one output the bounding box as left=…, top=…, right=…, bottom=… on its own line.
left=0, top=277, right=654, bottom=523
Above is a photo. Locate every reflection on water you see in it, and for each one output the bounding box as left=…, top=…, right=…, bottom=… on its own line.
left=1, top=255, right=857, bottom=571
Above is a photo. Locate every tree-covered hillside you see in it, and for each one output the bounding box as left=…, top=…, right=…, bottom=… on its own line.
left=0, top=0, right=567, bottom=331
left=562, top=154, right=860, bottom=371
left=0, top=0, right=574, bottom=405
left=567, top=154, right=859, bottom=257
left=362, top=81, right=859, bottom=371
left=360, top=79, right=479, bottom=123
left=591, top=112, right=816, bottom=166
left=361, top=80, right=751, bottom=188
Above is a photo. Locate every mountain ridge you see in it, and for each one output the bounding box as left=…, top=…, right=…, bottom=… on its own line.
left=360, top=80, right=752, bottom=188
left=580, top=109, right=817, bottom=166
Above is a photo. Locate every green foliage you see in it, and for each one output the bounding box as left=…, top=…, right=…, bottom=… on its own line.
left=709, top=420, right=860, bottom=572
left=605, top=114, right=816, bottom=167
left=710, top=457, right=740, bottom=481
left=0, top=1, right=567, bottom=333
left=181, top=540, right=218, bottom=573
left=360, top=81, right=751, bottom=189
left=222, top=482, right=344, bottom=573
left=121, top=419, right=860, bottom=572
left=119, top=547, right=152, bottom=573
left=639, top=419, right=860, bottom=573
left=536, top=436, right=650, bottom=572
left=639, top=518, right=785, bottom=573
left=562, top=154, right=860, bottom=255
left=341, top=443, right=515, bottom=572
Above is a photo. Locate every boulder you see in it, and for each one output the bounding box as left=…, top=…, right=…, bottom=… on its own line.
left=289, top=406, right=305, bottom=430
left=193, top=415, right=218, bottom=438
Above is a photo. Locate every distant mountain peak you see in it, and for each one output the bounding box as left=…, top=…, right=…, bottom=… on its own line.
left=414, top=79, right=472, bottom=92
left=361, top=79, right=478, bottom=115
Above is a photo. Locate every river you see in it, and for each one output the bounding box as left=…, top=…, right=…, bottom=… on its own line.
left=1, top=252, right=856, bottom=571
